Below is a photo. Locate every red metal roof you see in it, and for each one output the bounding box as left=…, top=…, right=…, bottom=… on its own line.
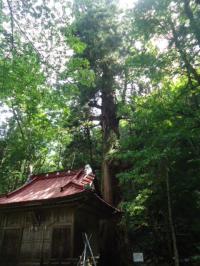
left=0, top=169, right=95, bottom=205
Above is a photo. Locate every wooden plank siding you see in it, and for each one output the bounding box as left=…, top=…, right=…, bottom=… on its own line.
left=0, top=206, right=75, bottom=266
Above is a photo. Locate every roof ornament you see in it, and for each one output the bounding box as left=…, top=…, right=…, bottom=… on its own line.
left=83, top=165, right=94, bottom=190
left=84, top=164, right=93, bottom=176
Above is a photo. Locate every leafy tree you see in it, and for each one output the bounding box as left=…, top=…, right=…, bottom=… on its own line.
left=0, top=50, right=62, bottom=191
left=129, top=0, right=200, bottom=87
left=117, top=78, right=200, bottom=265
left=0, top=0, right=73, bottom=191
left=0, top=0, right=200, bottom=265
left=61, top=0, right=125, bottom=204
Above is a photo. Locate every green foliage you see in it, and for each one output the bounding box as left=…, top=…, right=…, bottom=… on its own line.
left=117, top=79, right=200, bottom=263
left=0, top=0, right=200, bottom=264
left=0, top=48, right=73, bottom=192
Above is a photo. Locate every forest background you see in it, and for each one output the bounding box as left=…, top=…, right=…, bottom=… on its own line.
left=0, top=0, right=200, bottom=265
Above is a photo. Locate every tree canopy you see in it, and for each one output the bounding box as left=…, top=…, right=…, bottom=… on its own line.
left=0, top=0, right=200, bottom=265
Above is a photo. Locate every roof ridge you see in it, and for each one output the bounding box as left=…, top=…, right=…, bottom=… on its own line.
left=72, top=169, right=84, bottom=180
left=0, top=170, right=83, bottom=199
left=29, top=168, right=83, bottom=180
left=60, top=180, right=83, bottom=192
left=0, top=168, right=98, bottom=206
left=2, top=175, right=38, bottom=199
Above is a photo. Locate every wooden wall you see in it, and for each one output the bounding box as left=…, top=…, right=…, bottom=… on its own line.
left=0, top=206, right=75, bottom=266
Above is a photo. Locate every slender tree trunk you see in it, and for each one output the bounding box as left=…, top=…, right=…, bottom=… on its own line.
left=165, top=168, right=180, bottom=266
left=122, top=68, right=128, bottom=104
left=169, top=19, right=200, bottom=86
left=7, top=0, right=14, bottom=51
left=11, top=101, right=26, bottom=141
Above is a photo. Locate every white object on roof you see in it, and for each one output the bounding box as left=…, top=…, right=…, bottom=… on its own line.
left=84, top=164, right=93, bottom=176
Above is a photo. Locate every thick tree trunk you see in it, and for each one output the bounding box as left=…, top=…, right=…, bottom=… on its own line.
left=98, top=64, right=124, bottom=266
left=101, top=64, right=119, bottom=205
left=102, top=159, right=113, bottom=203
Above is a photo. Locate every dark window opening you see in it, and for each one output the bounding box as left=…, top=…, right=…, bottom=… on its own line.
left=0, top=228, right=21, bottom=265
left=51, top=226, right=71, bottom=259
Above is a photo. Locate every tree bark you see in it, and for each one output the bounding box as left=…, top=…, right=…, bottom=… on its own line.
left=101, top=63, right=119, bottom=205
left=102, top=159, right=113, bottom=203
left=165, top=168, right=180, bottom=266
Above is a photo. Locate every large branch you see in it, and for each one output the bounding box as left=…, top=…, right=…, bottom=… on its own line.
left=6, top=7, right=61, bottom=76
left=169, top=19, right=200, bottom=86
left=11, top=16, right=44, bottom=61
left=183, top=0, right=200, bottom=47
